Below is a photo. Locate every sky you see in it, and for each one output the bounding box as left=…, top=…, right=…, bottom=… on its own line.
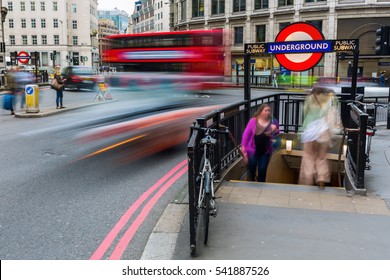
left=97, top=0, right=134, bottom=14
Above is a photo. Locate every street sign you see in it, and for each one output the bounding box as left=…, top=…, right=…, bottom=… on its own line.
left=274, top=22, right=325, bottom=71
left=17, top=51, right=31, bottom=64
left=25, top=86, right=34, bottom=95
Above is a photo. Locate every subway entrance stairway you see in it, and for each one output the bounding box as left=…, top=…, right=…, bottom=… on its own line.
left=142, top=126, right=390, bottom=260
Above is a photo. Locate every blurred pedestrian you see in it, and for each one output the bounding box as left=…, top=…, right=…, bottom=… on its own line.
left=52, top=66, right=66, bottom=109
left=4, top=67, right=18, bottom=115
left=272, top=71, right=278, bottom=87
left=16, top=69, right=34, bottom=109
left=299, top=87, right=340, bottom=188
left=379, top=71, right=385, bottom=87
left=241, top=103, right=280, bottom=182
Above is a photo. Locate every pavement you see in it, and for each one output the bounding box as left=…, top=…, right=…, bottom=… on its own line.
left=3, top=87, right=390, bottom=260
left=1, top=85, right=113, bottom=118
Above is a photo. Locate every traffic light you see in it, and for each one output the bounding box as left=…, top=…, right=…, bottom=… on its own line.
left=31, top=51, right=39, bottom=65
left=50, top=53, right=53, bottom=60
left=10, top=51, right=17, bottom=61
left=375, top=26, right=390, bottom=55
left=53, top=50, right=57, bottom=56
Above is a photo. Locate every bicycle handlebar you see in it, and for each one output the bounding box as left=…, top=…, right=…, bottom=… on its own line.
left=191, top=125, right=230, bottom=136
left=191, top=124, right=245, bottom=157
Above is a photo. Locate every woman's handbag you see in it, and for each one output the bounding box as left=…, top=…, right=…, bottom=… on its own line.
left=51, top=78, right=62, bottom=90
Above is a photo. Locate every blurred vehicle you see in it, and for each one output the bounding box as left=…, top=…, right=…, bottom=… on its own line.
left=61, top=66, right=98, bottom=91
left=75, top=105, right=222, bottom=162
left=315, top=80, right=389, bottom=98
left=102, top=29, right=226, bottom=92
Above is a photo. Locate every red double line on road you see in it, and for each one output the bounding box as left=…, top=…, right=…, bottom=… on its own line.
left=90, top=159, right=187, bottom=260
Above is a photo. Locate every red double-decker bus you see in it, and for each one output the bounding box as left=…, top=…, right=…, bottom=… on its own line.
left=102, top=29, right=225, bottom=91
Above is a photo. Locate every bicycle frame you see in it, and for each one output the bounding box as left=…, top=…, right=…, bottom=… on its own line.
left=197, top=142, right=215, bottom=209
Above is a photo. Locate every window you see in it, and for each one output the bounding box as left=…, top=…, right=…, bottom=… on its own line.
left=72, top=36, right=78, bottom=45
left=72, top=4, right=77, bottom=13
left=306, top=20, right=322, bottom=32
left=54, top=35, right=59, bottom=45
left=21, top=19, right=27, bottom=28
left=8, top=19, right=14, bottom=28
left=234, top=27, right=244, bottom=44
left=72, top=20, right=77, bottom=29
left=279, top=22, right=290, bottom=31
left=41, top=18, right=46, bottom=28
left=211, top=0, right=225, bottom=14
left=53, top=1, right=58, bottom=11
left=256, top=25, right=266, bottom=42
left=21, top=1, right=26, bottom=11
left=254, top=0, right=269, bottom=9
left=53, top=19, right=58, bottom=28
left=7, top=2, right=13, bottom=11
left=31, top=19, right=36, bottom=28
left=31, top=1, right=35, bottom=11
left=192, top=0, right=204, bottom=17
left=180, top=0, right=187, bottom=20
left=233, top=0, right=246, bottom=12
left=40, top=1, right=45, bottom=11
left=22, top=35, right=28, bottom=45
left=278, top=0, right=293, bottom=6
left=9, top=35, right=15, bottom=45
left=32, top=35, right=38, bottom=45
left=42, top=35, right=47, bottom=45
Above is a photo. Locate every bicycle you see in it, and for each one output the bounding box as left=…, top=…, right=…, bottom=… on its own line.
left=347, top=100, right=387, bottom=170
left=191, top=125, right=229, bottom=246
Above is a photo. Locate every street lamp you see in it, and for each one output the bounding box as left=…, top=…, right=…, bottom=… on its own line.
left=1, top=6, right=8, bottom=86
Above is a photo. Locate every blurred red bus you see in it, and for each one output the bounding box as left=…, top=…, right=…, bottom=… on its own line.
left=102, top=29, right=225, bottom=91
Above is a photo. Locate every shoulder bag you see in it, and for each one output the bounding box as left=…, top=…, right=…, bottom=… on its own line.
left=51, top=77, right=62, bottom=90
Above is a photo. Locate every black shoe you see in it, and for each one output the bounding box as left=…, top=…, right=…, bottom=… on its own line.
left=60, top=106, right=65, bottom=109
left=11, top=111, right=15, bottom=115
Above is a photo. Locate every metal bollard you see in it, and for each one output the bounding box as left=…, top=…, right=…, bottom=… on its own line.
left=25, top=84, right=40, bottom=113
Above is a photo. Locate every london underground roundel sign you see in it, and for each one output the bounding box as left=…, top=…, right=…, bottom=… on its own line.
left=17, top=51, right=30, bottom=64
left=275, top=22, right=325, bottom=71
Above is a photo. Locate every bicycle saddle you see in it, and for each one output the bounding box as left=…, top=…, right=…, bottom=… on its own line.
left=200, top=135, right=217, bottom=145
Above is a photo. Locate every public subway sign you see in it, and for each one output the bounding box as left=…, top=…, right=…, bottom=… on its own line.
left=268, top=40, right=332, bottom=54
left=267, top=40, right=358, bottom=54
left=244, top=22, right=359, bottom=72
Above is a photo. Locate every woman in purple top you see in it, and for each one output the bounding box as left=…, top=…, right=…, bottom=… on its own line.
left=241, top=103, right=280, bottom=182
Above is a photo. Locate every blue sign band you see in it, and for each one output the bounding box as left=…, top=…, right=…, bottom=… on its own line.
left=26, top=87, right=34, bottom=95
left=268, top=40, right=332, bottom=54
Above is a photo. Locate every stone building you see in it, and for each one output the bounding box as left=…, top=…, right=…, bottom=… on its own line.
left=4, top=0, right=99, bottom=69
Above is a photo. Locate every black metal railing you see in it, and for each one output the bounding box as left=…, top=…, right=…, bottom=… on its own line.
left=187, top=91, right=388, bottom=256
left=344, top=104, right=369, bottom=192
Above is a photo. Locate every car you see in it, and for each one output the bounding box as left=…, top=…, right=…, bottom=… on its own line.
left=61, top=66, right=98, bottom=91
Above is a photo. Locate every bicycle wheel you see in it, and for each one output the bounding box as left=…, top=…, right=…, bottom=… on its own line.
left=202, top=171, right=211, bottom=245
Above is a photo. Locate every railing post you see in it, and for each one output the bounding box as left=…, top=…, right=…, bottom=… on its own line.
left=356, top=113, right=368, bottom=189
left=187, top=128, right=198, bottom=256
left=244, top=53, right=251, bottom=124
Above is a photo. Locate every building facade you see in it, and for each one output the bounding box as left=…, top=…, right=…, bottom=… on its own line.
left=98, top=18, right=119, bottom=65
left=4, top=0, right=99, bottom=70
left=131, top=0, right=155, bottom=33
left=172, top=0, right=390, bottom=81
left=98, top=8, right=129, bottom=34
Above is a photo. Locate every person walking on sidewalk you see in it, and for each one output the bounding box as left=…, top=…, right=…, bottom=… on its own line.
left=298, top=87, right=340, bottom=189
left=4, top=67, right=18, bottom=115
left=241, top=103, right=280, bottom=182
left=53, top=67, right=66, bottom=109
left=272, top=71, right=278, bottom=88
